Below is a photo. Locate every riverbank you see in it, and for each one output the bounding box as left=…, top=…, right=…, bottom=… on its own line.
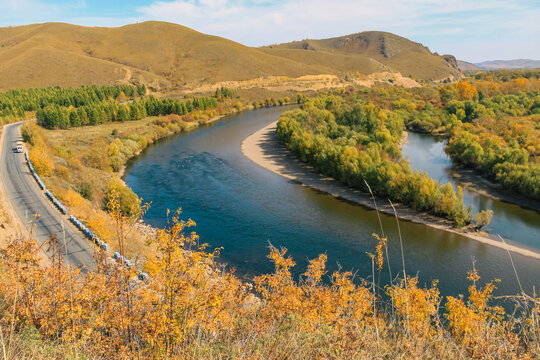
left=35, top=113, right=232, bottom=260
left=241, top=121, right=540, bottom=260
left=449, top=167, right=540, bottom=213
left=118, top=104, right=298, bottom=179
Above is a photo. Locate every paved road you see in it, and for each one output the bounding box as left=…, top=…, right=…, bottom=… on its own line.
left=0, top=122, right=94, bottom=268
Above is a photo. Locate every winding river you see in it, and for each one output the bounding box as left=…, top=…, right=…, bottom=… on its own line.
left=125, top=106, right=540, bottom=298
left=402, top=133, right=540, bottom=250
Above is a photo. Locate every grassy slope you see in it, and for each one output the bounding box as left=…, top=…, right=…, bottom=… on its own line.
left=0, top=23, right=164, bottom=89
left=0, top=22, right=324, bottom=91
left=258, top=47, right=389, bottom=74
left=264, top=31, right=461, bottom=80
left=457, top=60, right=481, bottom=71
left=0, top=22, right=460, bottom=91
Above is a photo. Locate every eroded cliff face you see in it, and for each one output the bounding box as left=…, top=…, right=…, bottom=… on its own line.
left=442, top=55, right=459, bottom=70
left=185, top=72, right=420, bottom=95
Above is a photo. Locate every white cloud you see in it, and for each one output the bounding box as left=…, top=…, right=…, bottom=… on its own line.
left=135, top=0, right=540, bottom=60
left=0, top=0, right=537, bottom=61
left=138, top=0, right=408, bottom=43
left=138, top=1, right=534, bottom=39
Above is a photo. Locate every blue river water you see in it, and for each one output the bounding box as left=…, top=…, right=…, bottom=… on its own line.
left=402, top=133, right=540, bottom=251
left=125, top=106, right=540, bottom=299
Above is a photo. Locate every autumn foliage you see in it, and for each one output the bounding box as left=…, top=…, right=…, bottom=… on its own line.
left=277, top=93, right=473, bottom=226
left=2, top=73, right=540, bottom=358
left=0, top=199, right=538, bottom=359
left=455, top=81, right=477, bottom=100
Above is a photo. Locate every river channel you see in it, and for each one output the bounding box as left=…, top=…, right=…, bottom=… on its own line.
left=402, top=133, right=540, bottom=250
left=125, top=106, right=540, bottom=298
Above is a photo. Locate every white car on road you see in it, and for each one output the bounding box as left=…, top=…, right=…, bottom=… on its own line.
left=15, top=140, right=23, bottom=153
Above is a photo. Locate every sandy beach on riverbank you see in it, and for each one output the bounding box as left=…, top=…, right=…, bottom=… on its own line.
left=241, top=121, right=540, bottom=260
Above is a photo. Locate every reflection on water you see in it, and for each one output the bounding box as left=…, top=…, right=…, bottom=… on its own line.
left=402, top=133, right=540, bottom=250
left=125, top=107, right=540, bottom=300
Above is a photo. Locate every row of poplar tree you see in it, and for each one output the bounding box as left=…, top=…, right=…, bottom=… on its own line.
left=36, top=95, right=218, bottom=129
left=0, top=83, right=219, bottom=128
left=0, top=84, right=147, bottom=121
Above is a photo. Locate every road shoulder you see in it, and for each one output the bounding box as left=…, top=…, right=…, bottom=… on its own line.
left=0, top=122, right=28, bottom=243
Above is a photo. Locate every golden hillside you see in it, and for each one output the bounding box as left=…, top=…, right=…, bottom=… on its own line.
left=0, top=22, right=460, bottom=91
left=263, top=31, right=461, bottom=81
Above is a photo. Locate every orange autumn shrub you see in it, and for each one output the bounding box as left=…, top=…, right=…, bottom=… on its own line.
left=388, top=276, right=441, bottom=337
left=254, top=247, right=374, bottom=331
left=445, top=269, right=522, bottom=357
left=28, top=144, right=53, bottom=177
left=62, top=188, right=85, bottom=208
left=456, top=81, right=477, bottom=100
left=0, top=201, right=538, bottom=359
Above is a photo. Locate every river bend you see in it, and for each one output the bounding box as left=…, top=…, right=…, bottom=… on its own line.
left=125, top=107, right=540, bottom=297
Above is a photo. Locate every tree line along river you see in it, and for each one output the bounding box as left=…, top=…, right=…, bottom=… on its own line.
left=124, top=106, right=540, bottom=299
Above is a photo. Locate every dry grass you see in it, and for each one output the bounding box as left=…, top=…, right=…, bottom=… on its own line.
left=0, top=327, right=85, bottom=360
left=0, top=22, right=321, bottom=91
left=264, top=31, right=461, bottom=81
left=45, top=116, right=159, bottom=159
left=0, top=188, right=16, bottom=244
left=24, top=115, right=199, bottom=260
left=0, top=21, right=459, bottom=92
left=259, top=47, right=388, bottom=75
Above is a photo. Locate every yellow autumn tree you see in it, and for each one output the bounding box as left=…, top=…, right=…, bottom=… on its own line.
left=456, top=81, right=477, bottom=100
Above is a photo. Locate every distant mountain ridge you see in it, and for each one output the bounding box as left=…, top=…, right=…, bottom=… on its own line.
left=458, top=59, right=540, bottom=71
left=0, top=21, right=461, bottom=91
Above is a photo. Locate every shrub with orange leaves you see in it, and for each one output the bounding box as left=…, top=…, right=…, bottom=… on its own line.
left=444, top=269, right=517, bottom=357
left=28, top=144, right=53, bottom=177
left=0, top=201, right=538, bottom=358
left=514, top=78, right=530, bottom=91
left=254, top=247, right=374, bottom=331
left=388, top=276, right=441, bottom=337
left=61, top=188, right=84, bottom=208
left=140, top=209, right=249, bottom=355
left=373, top=234, right=387, bottom=271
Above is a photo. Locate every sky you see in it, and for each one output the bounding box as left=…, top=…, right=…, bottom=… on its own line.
left=1, top=0, right=539, bottom=63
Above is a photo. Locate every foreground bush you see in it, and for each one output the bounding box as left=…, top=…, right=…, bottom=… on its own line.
left=0, top=200, right=538, bottom=359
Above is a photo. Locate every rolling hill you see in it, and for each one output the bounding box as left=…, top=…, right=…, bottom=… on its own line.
left=262, top=31, right=461, bottom=81
left=457, top=60, right=481, bottom=71
left=0, top=22, right=461, bottom=91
